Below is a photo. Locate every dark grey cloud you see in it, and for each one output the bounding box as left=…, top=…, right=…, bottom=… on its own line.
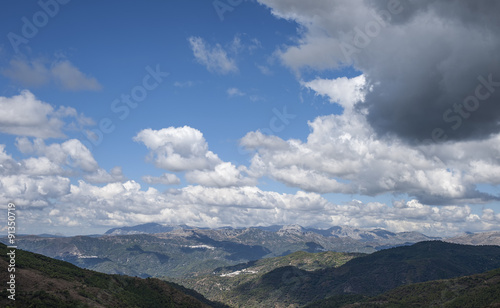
left=260, top=0, right=500, bottom=143
left=361, top=0, right=500, bottom=143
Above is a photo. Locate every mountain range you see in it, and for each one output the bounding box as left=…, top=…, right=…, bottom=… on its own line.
left=3, top=239, right=500, bottom=307
left=1, top=224, right=442, bottom=280
left=104, top=223, right=440, bottom=247
left=444, top=231, right=500, bottom=246
left=3, top=223, right=500, bottom=307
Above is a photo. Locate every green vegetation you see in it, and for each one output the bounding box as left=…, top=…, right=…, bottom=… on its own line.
left=168, top=250, right=362, bottom=307
left=3, top=225, right=437, bottom=282
left=0, top=243, right=228, bottom=307
left=3, top=226, right=393, bottom=280
left=214, top=250, right=364, bottom=274
left=172, top=241, right=500, bottom=308
left=4, top=234, right=240, bottom=278
left=307, top=267, right=500, bottom=307
left=4, top=231, right=500, bottom=308
left=303, top=294, right=369, bottom=308
left=365, top=267, right=500, bottom=307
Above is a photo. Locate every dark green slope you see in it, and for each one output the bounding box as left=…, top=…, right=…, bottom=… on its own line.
left=225, top=241, right=500, bottom=307
left=0, top=243, right=228, bottom=308
left=322, top=240, right=500, bottom=295
left=366, top=267, right=500, bottom=308
left=306, top=267, right=500, bottom=307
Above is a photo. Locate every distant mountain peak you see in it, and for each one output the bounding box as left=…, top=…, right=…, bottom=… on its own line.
left=104, top=223, right=179, bottom=235
left=277, top=224, right=304, bottom=236
left=445, top=230, right=500, bottom=246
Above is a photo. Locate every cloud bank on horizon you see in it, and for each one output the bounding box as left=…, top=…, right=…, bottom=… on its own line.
left=0, top=0, right=499, bottom=236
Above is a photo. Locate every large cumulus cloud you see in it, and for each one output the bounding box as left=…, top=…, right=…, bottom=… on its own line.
left=0, top=90, right=93, bottom=139
left=243, top=75, right=500, bottom=204
left=258, top=0, right=500, bottom=142
left=17, top=179, right=500, bottom=236
left=134, top=126, right=255, bottom=187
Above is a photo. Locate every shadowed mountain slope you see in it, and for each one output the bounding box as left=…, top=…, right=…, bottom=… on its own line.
left=0, top=243, right=227, bottom=308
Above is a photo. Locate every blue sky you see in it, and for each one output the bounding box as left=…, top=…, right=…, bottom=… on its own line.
left=1, top=0, right=499, bottom=236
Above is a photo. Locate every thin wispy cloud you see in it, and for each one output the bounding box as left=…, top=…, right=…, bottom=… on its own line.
left=257, top=64, right=272, bottom=75
left=188, top=36, right=238, bottom=74
left=2, top=57, right=102, bottom=91
left=227, top=87, right=245, bottom=97
left=173, top=81, right=195, bottom=88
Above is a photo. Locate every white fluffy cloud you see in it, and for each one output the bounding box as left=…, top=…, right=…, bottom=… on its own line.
left=2, top=135, right=499, bottom=236
left=0, top=174, right=71, bottom=208
left=302, top=75, right=368, bottom=111
left=135, top=126, right=255, bottom=187
left=188, top=36, right=238, bottom=74
left=84, top=166, right=127, bottom=184
left=17, top=138, right=99, bottom=173
left=51, top=182, right=329, bottom=230
left=142, top=173, right=181, bottom=185
left=0, top=136, right=126, bottom=209
left=9, top=177, right=498, bottom=236
left=185, top=162, right=256, bottom=187
left=0, top=145, right=71, bottom=207
left=241, top=106, right=500, bottom=204
left=0, top=91, right=93, bottom=139
left=2, top=58, right=102, bottom=91
left=22, top=157, right=65, bottom=176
